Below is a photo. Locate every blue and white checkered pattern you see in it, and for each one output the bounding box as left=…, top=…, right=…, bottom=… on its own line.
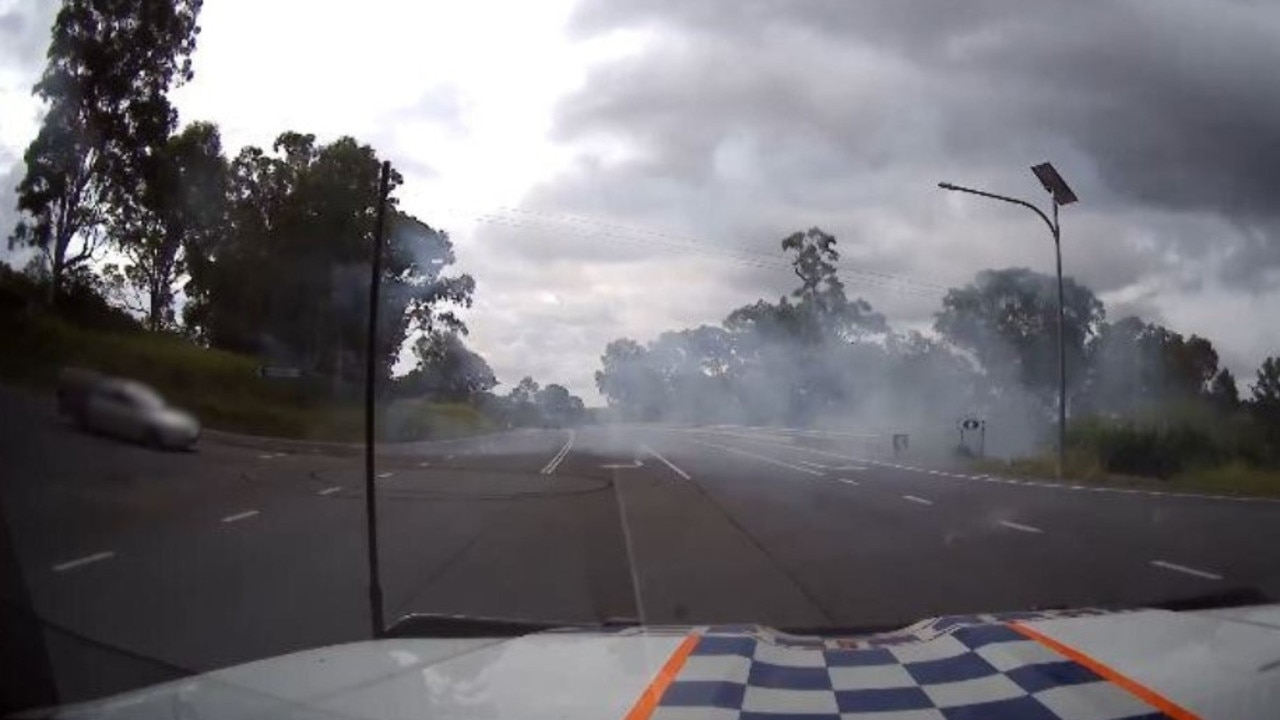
left=650, top=619, right=1170, bottom=720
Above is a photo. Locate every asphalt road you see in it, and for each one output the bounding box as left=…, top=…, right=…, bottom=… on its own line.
left=4, top=386, right=1280, bottom=707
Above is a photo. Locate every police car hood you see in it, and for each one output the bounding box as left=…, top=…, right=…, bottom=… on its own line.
left=34, top=605, right=1280, bottom=720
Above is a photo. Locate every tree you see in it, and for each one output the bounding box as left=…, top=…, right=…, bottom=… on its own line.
left=535, top=383, right=584, bottom=428
left=935, top=267, right=1105, bottom=407
left=595, top=338, right=665, bottom=420
left=510, top=376, right=540, bottom=406
left=1083, top=317, right=1221, bottom=415
left=397, top=331, right=495, bottom=402
left=105, top=121, right=228, bottom=330
left=730, top=228, right=885, bottom=345
left=1209, top=368, right=1239, bottom=409
left=1252, top=357, right=1280, bottom=410
left=10, top=0, right=203, bottom=302
left=183, top=133, right=474, bottom=391
left=506, top=376, right=542, bottom=426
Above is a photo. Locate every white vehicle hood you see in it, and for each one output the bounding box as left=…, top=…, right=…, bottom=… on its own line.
left=33, top=606, right=1280, bottom=720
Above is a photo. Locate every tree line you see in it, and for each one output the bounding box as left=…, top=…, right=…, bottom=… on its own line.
left=6, top=0, right=587, bottom=422
left=594, top=227, right=1280, bottom=471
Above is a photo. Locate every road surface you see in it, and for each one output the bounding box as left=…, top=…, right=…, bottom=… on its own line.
left=4, top=387, right=1280, bottom=705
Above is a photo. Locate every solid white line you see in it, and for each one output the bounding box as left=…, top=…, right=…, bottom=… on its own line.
left=641, top=444, right=691, bottom=480
left=52, top=551, right=115, bottom=573
left=1151, top=560, right=1222, bottom=581
left=221, top=510, right=260, bottom=524
left=999, top=520, right=1044, bottom=534
left=902, top=495, right=933, bottom=506
left=611, top=464, right=649, bottom=624
left=686, top=438, right=824, bottom=476
left=541, top=430, right=576, bottom=475
left=318, top=486, right=342, bottom=496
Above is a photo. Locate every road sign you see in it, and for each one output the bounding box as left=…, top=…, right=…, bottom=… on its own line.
left=258, top=366, right=301, bottom=379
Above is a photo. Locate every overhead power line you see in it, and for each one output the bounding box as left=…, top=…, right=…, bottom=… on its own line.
left=456, top=206, right=950, bottom=298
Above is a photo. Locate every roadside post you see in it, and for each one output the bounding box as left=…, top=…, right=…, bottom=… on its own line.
left=960, top=417, right=985, bottom=458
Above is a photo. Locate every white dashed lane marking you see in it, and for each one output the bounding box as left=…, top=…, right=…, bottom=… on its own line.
left=902, top=495, right=933, bottom=506
left=318, top=486, right=342, bottom=496
left=1151, top=560, right=1222, bottom=581
left=221, top=510, right=260, bottom=524
left=52, top=551, right=115, bottom=573
left=999, top=520, right=1044, bottom=534
left=377, top=472, right=394, bottom=479
left=837, top=478, right=859, bottom=486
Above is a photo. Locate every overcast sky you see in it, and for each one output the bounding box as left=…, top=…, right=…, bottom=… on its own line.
left=3, top=0, right=1279, bottom=402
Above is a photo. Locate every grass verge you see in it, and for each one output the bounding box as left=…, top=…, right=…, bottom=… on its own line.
left=968, top=454, right=1280, bottom=498
left=1, top=310, right=491, bottom=442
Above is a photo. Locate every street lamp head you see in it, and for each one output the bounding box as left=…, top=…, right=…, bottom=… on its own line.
left=1031, top=162, right=1078, bottom=206
left=938, top=182, right=958, bottom=191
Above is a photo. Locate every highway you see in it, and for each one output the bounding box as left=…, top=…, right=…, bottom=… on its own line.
left=4, top=386, right=1280, bottom=705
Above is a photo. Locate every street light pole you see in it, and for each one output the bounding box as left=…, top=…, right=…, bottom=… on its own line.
left=1051, top=200, right=1066, bottom=482
left=938, top=163, right=1077, bottom=479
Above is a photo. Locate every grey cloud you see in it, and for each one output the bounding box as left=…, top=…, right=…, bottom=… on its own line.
left=1, top=158, right=27, bottom=264
left=559, top=0, right=1280, bottom=283
left=0, top=0, right=56, bottom=73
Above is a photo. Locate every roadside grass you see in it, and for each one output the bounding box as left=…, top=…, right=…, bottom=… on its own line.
left=969, top=452, right=1280, bottom=498
left=1, top=310, right=490, bottom=442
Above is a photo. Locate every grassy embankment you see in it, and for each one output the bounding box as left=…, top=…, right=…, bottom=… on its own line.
left=1, top=309, right=490, bottom=442
left=969, top=411, right=1280, bottom=497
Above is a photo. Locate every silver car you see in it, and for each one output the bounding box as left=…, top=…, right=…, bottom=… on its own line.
left=63, top=373, right=201, bottom=450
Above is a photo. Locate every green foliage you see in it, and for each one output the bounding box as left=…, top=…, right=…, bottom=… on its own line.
left=1066, top=402, right=1278, bottom=479
left=2, top=261, right=139, bottom=333
left=106, top=121, right=229, bottom=330
left=934, top=267, right=1105, bottom=406
left=397, top=332, right=496, bottom=402
left=1253, top=356, right=1280, bottom=408
left=1209, top=368, right=1239, bottom=409
left=482, top=376, right=588, bottom=428
left=183, top=132, right=474, bottom=392
left=0, top=300, right=497, bottom=441
left=11, top=0, right=203, bottom=299
left=1082, top=316, right=1221, bottom=415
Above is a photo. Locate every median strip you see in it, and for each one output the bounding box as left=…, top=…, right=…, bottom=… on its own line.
left=902, top=495, right=933, bottom=506
left=1151, top=560, right=1222, bottom=581
left=221, top=510, right=260, bottom=524
left=999, top=520, right=1043, bottom=534
left=52, top=551, right=115, bottom=573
